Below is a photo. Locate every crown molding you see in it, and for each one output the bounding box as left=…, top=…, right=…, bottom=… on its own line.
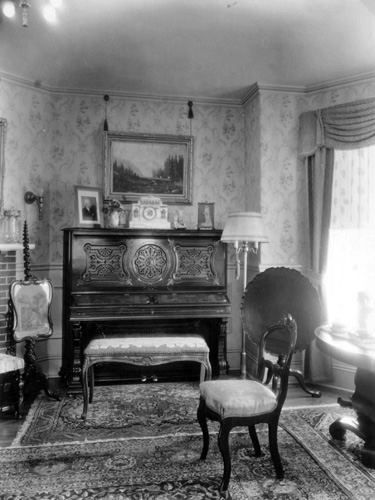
left=241, top=71, right=375, bottom=105
left=305, top=69, right=375, bottom=93
left=241, top=83, right=260, bottom=105
left=0, top=71, right=52, bottom=95
left=2, top=69, right=375, bottom=107
left=241, top=82, right=309, bottom=105
left=0, top=70, right=242, bottom=107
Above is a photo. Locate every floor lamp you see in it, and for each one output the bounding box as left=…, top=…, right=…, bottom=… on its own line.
left=221, top=212, right=268, bottom=379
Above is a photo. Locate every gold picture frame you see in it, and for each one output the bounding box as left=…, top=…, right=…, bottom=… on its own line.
left=103, top=132, right=193, bottom=205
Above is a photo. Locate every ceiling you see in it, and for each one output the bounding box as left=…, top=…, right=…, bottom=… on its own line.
left=1, top=0, right=375, bottom=102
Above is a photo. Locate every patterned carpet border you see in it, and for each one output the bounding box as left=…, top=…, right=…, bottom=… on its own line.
left=3, top=383, right=375, bottom=499
left=0, top=421, right=366, bottom=500
left=280, top=410, right=375, bottom=500
left=10, top=382, right=341, bottom=447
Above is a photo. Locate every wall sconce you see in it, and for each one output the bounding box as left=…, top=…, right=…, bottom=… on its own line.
left=221, top=212, right=268, bottom=379
left=24, top=191, right=44, bottom=220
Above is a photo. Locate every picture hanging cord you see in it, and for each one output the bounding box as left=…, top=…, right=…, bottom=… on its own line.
left=188, top=100, right=193, bottom=135
left=103, top=94, right=110, bottom=131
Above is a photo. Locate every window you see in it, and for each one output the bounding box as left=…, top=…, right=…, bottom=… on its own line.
left=324, top=145, right=375, bottom=332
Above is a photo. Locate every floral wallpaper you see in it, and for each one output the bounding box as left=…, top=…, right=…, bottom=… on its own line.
left=241, top=79, right=375, bottom=270
left=258, top=92, right=306, bottom=266
left=1, top=74, right=375, bottom=376
left=244, top=95, right=261, bottom=213
left=3, top=76, right=374, bottom=272
left=0, top=81, right=245, bottom=266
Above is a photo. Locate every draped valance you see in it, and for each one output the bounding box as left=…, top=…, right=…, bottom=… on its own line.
left=298, top=97, right=375, bottom=157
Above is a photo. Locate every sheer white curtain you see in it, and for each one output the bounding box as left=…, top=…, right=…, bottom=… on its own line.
left=324, top=145, right=375, bottom=332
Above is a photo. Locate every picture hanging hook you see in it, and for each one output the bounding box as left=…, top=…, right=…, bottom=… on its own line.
left=187, top=101, right=194, bottom=119
left=187, top=101, right=193, bottom=136
left=104, top=95, right=110, bottom=131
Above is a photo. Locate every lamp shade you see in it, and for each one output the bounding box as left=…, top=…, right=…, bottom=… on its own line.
left=221, top=212, right=268, bottom=244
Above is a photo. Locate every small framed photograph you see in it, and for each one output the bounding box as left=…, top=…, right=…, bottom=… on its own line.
left=74, top=186, right=103, bottom=227
left=197, top=202, right=215, bottom=230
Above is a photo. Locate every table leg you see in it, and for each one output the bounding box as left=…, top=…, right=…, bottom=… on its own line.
left=329, top=368, right=375, bottom=468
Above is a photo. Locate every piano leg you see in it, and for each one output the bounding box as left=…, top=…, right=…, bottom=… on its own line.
left=61, top=322, right=84, bottom=393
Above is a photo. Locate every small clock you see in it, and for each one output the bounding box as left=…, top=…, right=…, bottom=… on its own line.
left=129, top=196, right=171, bottom=229
left=143, top=206, right=157, bottom=220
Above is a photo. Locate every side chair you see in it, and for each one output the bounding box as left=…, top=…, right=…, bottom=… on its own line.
left=197, top=315, right=297, bottom=496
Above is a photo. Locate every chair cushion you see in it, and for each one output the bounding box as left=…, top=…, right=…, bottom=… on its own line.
left=85, top=335, right=209, bottom=356
left=199, top=379, right=277, bottom=419
left=0, top=354, right=25, bottom=374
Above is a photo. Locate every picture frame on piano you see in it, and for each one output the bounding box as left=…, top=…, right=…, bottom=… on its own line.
left=74, top=185, right=103, bottom=228
left=197, top=202, right=215, bottom=230
left=103, top=132, right=193, bottom=205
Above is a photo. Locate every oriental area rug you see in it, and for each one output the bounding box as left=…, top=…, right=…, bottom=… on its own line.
left=1, top=382, right=375, bottom=499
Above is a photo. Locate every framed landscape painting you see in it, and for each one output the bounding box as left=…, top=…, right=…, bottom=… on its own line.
left=103, top=132, right=193, bottom=205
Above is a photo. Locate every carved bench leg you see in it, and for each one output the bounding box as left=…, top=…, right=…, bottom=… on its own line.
left=81, top=358, right=90, bottom=420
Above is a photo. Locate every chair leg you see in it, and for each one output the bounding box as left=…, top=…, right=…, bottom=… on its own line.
left=81, top=359, right=90, bottom=420
left=218, top=423, right=232, bottom=494
left=197, top=397, right=210, bottom=460
left=268, top=422, right=284, bottom=479
left=248, top=425, right=261, bottom=456
left=200, top=364, right=205, bottom=383
left=89, top=365, right=94, bottom=404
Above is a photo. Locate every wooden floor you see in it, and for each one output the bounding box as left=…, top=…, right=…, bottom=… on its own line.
left=0, top=380, right=352, bottom=448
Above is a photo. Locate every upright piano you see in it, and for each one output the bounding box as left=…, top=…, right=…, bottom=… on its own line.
left=60, top=228, right=231, bottom=392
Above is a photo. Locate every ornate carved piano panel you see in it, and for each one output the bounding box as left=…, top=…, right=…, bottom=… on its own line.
left=60, top=228, right=231, bottom=392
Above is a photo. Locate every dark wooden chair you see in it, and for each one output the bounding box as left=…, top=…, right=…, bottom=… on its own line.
left=242, top=267, right=323, bottom=397
left=197, top=315, right=297, bottom=495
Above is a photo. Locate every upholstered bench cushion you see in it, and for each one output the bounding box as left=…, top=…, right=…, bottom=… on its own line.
left=0, top=354, right=25, bottom=375
left=200, top=379, right=277, bottom=419
left=85, top=335, right=209, bottom=357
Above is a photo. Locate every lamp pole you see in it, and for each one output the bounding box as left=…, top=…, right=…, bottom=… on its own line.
left=220, top=212, right=268, bottom=380
left=238, top=241, right=250, bottom=379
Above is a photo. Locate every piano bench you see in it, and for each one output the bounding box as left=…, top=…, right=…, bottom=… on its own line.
left=81, top=334, right=212, bottom=420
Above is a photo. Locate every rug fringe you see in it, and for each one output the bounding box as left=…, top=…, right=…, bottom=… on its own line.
left=282, top=402, right=340, bottom=411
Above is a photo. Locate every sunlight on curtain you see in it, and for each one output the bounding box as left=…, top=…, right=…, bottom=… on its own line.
left=324, top=145, right=375, bottom=332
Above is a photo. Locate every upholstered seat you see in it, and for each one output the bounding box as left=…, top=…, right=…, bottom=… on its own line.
left=85, top=335, right=210, bottom=355
left=199, top=379, right=277, bottom=419
left=0, top=353, right=24, bottom=374
left=81, top=334, right=212, bottom=419
left=0, top=353, right=24, bottom=417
